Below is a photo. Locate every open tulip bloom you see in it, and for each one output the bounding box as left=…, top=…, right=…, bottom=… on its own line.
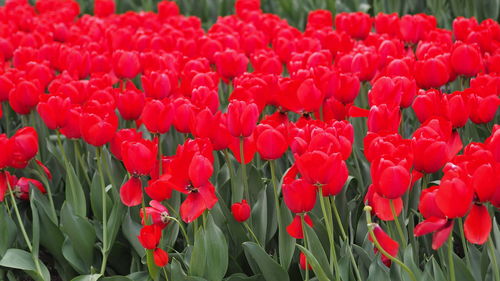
left=0, top=1, right=499, bottom=281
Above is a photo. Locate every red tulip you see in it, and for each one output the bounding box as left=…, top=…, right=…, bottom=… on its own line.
left=367, top=104, right=401, bottom=134
left=180, top=183, right=218, bottom=223
left=306, top=10, right=333, bottom=30
left=227, top=100, right=259, bottom=138
left=418, top=186, right=445, bottom=219
left=13, top=177, right=46, bottom=200
left=94, top=0, right=115, bottom=17
left=214, top=49, right=249, bottom=82
left=110, top=129, right=143, bottom=160
left=153, top=248, right=169, bottom=267
left=9, top=127, right=39, bottom=169
left=60, top=105, right=82, bottom=139
left=255, top=125, right=287, bottom=160
left=415, top=57, right=450, bottom=89
left=453, top=17, right=478, bottom=41
left=435, top=177, right=473, bottom=219
left=299, top=252, right=312, bottom=270
left=414, top=218, right=454, bottom=250
left=9, top=80, right=40, bottom=115
left=80, top=108, right=118, bottom=147
left=451, top=43, right=483, bottom=77
left=122, top=139, right=157, bottom=176
left=335, top=12, right=372, bottom=40
left=117, top=89, right=145, bottom=121
left=283, top=178, right=317, bottom=213
left=37, top=95, right=71, bottom=130
left=142, top=200, right=170, bottom=228
left=141, top=99, right=175, bottom=134
left=141, top=72, right=172, bottom=100
left=231, top=199, right=251, bottom=222
left=375, top=13, right=400, bottom=37
left=113, top=51, right=141, bottom=79
left=138, top=224, right=162, bottom=249
left=120, top=177, right=142, bottom=207
left=297, top=78, right=324, bottom=112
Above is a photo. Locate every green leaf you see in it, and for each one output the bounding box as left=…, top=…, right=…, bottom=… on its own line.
left=190, top=227, right=206, bottom=277
left=251, top=186, right=268, bottom=247
left=122, top=210, right=145, bottom=256
left=60, top=202, right=96, bottom=271
left=0, top=205, right=16, bottom=257
left=365, top=259, right=389, bottom=281
left=204, top=214, right=228, bottom=281
left=0, top=249, right=51, bottom=281
left=242, top=242, right=289, bottom=281
left=296, top=245, right=330, bottom=281
left=65, top=161, right=87, bottom=217
left=171, top=258, right=187, bottom=280
left=100, top=276, right=133, bottom=281
left=431, top=258, right=447, bottom=281
left=453, top=252, right=475, bottom=281
left=105, top=198, right=126, bottom=253
left=278, top=201, right=295, bottom=271
left=29, top=188, right=41, bottom=259
left=302, top=223, right=333, bottom=280
left=70, top=274, right=101, bottom=281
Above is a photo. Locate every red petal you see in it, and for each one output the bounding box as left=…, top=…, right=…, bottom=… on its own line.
left=120, top=177, right=143, bottom=207
left=464, top=204, right=491, bottom=245
left=432, top=220, right=454, bottom=250
left=180, top=184, right=217, bottom=223
left=188, top=154, right=213, bottom=187
left=414, top=217, right=448, bottom=236
left=372, top=192, right=402, bottom=221
left=286, top=214, right=313, bottom=239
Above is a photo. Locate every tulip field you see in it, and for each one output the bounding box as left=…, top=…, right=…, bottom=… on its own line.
left=1, top=0, right=500, bottom=280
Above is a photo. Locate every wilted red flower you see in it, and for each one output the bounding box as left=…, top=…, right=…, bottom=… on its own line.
left=142, top=200, right=170, bottom=228
left=138, top=224, right=162, bottom=249
left=12, top=177, right=46, bottom=200
left=369, top=224, right=399, bottom=266
left=231, top=199, right=251, bottom=222
left=286, top=214, right=313, bottom=239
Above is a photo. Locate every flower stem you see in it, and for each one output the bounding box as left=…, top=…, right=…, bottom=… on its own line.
left=32, top=163, right=57, bottom=222
left=364, top=206, right=416, bottom=281
left=488, top=236, right=500, bottom=281
left=163, top=267, right=169, bottom=281
left=301, top=214, right=310, bottom=281
left=331, top=197, right=362, bottom=281
left=390, top=199, right=407, bottom=246
left=223, top=149, right=238, bottom=202
left=318, top=191, right=340, bottom=281
left=270, top=160, right=284, bottom=263
left=239, top=137, right=250, bottom=203
left=56, top=131, right=69, bottom=165
left=97, top=147, right=109, bottom=275
left=166, top=216, right=190, bottom=245
left=448, top=236, right=456, bottom=281
left=457, top=218, right=471, bottom=269
left=6, top=179, right=43, bottom=278
left=243, top=222, right=262, bottom=247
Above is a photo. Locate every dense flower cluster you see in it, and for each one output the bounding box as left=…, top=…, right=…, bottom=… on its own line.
left=0, top=0, right=498, bottom=276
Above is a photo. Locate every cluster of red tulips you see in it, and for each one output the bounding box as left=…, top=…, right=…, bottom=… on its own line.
left=0, top=0, right=499, bottom=280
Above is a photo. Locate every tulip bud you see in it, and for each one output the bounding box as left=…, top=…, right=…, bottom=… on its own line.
left=231, top=199, right=251, bottom=222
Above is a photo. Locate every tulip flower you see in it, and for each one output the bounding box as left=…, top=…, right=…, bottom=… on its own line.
left=153, top=248, right=169, bottom=267
left=231, top=199, right=251, bottom=222
left=138, top=224, right=162, bottom=250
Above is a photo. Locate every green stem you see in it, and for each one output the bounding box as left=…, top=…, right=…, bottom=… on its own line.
left=448, top=236, right=455, bottom=281
left=488, top=236, right=500, bottom=281
left=239, top=137, right=250, bottom=203
left=97, top=148, right=109, bottom=275
left=318, top=190, right=340, bottom=281
left=73, top=140, right=91, bottom=187
left=390, top=199, right=407, bottom=246
left=6, top=179, right=43, bottom=277
left=158, top=134, right=163, bottom=176
left=269, top=160, right=284, bottom=263
left=223, top=149, right=237, bottom=202
left=364, top=206, right=417, bottom=281
left=56, top=131, right=69, bottom=165
left=166, top=216, right=190, bottom=245
left=31, top=167, right=57, bottom=222
left=331, top=197, right=362, bottom=281
left=243, top=222, right=262, bottom=247
left=457, top=218, right=471, bottom=269
left=301, top=214, right=310, bottom=281
left=163, top=267, right=169, bottom=281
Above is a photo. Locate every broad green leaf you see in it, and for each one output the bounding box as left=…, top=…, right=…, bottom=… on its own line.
left=29, top=188, right=41, bottom=259
left=251, top=187, right=267, bottom=247
left=302, top=223, right=333, bottom=280
left=0, top=249, right=51, bottom=281
left=65, top=161, right=87, bottom=217
left=100, top=276, right=133, bottom=281
left=190, top=227, right=206, bottom=277
left=60, top=202, right=96, bottom=271
left=126, top=272, right=149, bottom=281
left=365, top=259, right=390, bottom=281
left=105, top=198, right=126, bottom=253
left=122, top=210, right=144, bottom=256
left=204, top=214, right=228, bottom=281
left=278, top=201, right=295, bottom=271
left=453, top=252, right=475, bottom=281
left=224, top=273, right=264, bottom=281
left=242, top=242, right=289, bottom=281
left=70, top=274, right=101, bottom=281
left=171, top=258, right=187, bottom=280
left=0, top=206, right=16, bottom=257
left=432, top=258, right=447, bottom=281
left=296, top=245, right=330, bottom=281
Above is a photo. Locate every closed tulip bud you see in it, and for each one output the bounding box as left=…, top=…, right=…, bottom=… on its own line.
left=335, top=12, right=372, bottom=40
left=399, top=14, right=436, bottom=44
left=9, top=80, right=40, bottom=115
left=141, top=72, right=172, bottom=99
left=122, top=139, right=157, bottom=176
left=255, top=125, right=288, bottom=160
left=231, top=199, right=251, bottom=222
left=297, top=78, right=324, bottom=112
left=295, top=151, right=348, bottom=189
left=94, top=0, right=115, bottom=17
left=367, top=104, right=401, bottom=134
left=153, top=248, right=169, bottom=267
left=113, top=50, right=141, bottom=79
left=60, top=105, right=82, bottom=139
left=451, top=43, right=482, bottom=77
left=375, top=13, right=400, bottom=36
left=306, top=10, right=333, bottom=30
left=227, top=100, right=259, bottom=138
left=37, top=95, right=71, bottom=130
left=418, top=186, right=445, bottom=219
left=435, top=177, right=473, bottom=218
left=80, top=109, right=118, bottom=147
left=415, top=57, right=450, bottom=89
left=452, top=17, right=478, bottom=42
left=141, top=99, right=174, bottom=134
left=117, top=89, right=145, bottom=121
left=368, top=77, right=402, bottom=108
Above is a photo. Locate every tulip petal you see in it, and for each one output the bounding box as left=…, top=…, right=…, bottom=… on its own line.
left=464, top=204, right=491, bottom=245
left=120, top=177, right=142, bottom=207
